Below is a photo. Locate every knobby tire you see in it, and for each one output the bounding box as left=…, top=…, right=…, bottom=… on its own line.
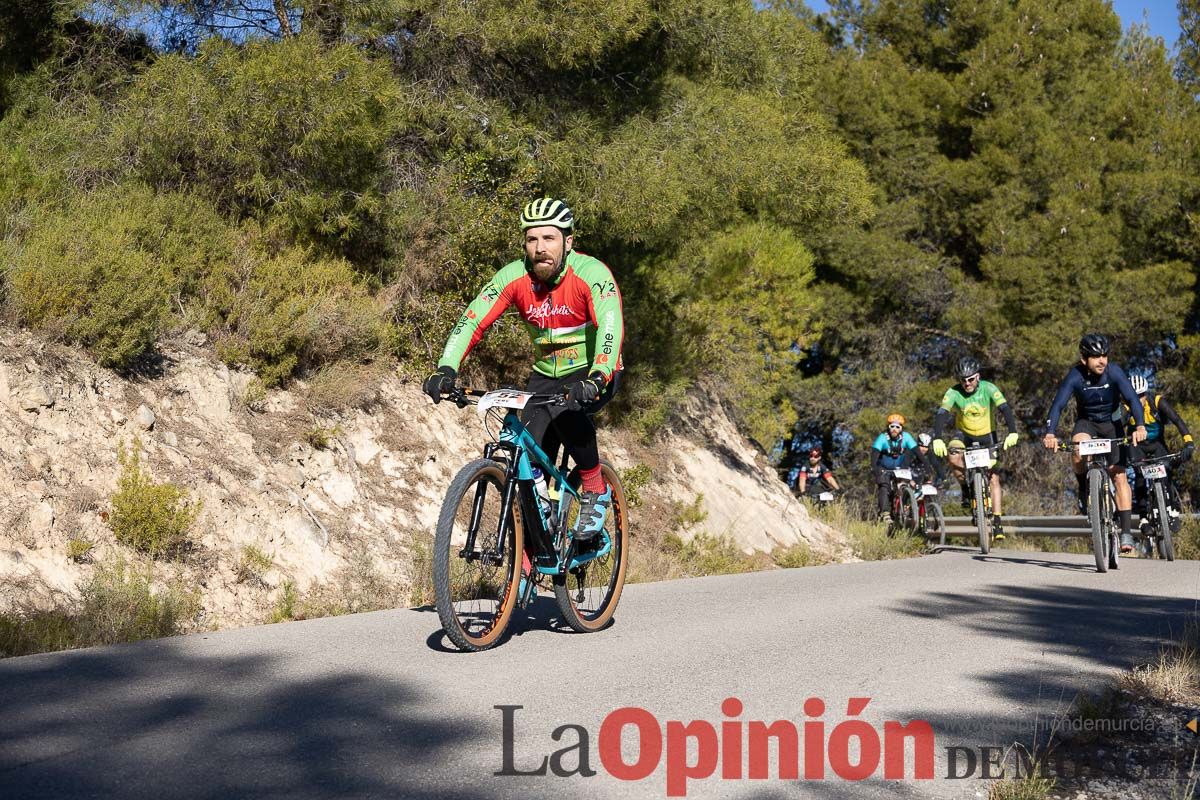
left=433, top=459, right=523, bottom=652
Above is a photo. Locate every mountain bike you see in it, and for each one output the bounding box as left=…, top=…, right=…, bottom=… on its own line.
left=431, top=386, right=629, bottom=651
left=1055, top=437, right=1128, bottom=573
left=885, top=467, right=920, bottom=536
left=1133, top=451, right=1181, bottom=561
left=915, top=480, right=946, bottom=545
left=949, top=444, right=999, bottom=554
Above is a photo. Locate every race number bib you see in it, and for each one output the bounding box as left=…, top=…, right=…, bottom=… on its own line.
left=477, top=389, right=533, bottom=418
left=1140, top=463, right=1167, bottom=480
left=964, top=448, right=992, bottom=469
left=1077, top=439, right=1112, bottom=456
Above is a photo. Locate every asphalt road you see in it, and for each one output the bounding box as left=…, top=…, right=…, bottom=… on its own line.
left=2, top=548, right=1198, bottom=800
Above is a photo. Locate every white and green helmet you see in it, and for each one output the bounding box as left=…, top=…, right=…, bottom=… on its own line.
left=520, top=198, right=574, bottom=233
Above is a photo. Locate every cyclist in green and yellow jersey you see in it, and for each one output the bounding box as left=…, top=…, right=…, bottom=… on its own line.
left=932, top=357, right=1020, bottom=539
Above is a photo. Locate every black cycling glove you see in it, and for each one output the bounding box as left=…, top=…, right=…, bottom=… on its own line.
left=564, top=373, right=605, bottom=411
left=422, top=366, right=456, bottom=404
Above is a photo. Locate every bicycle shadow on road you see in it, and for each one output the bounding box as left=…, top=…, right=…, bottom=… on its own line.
left=0, top=636, right=492, bottom=800
left=423, top=594, right=593, bottom=653
left=926, top=546, right=1108, bottom=573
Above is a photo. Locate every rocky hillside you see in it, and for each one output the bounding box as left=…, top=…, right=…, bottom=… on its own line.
left=0, top=328, right=847, bottom=629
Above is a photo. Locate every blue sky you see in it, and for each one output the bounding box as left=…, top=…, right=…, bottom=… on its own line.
left=803, top=1, right=1184, bottom=51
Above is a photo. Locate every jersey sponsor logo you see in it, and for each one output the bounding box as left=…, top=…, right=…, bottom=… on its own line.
left=525, top=299, right=577, bottom=323
left=592, top=279, right=618, bottom=299
left=480, top=283, right=500, bottom=302
left=596, top=353, right=609, bottom=365
left=600, top=310, right=617, bottom=359
left=467, top=309, right=477, bottom=320
left=1083, top=383, right=1110, bottom=391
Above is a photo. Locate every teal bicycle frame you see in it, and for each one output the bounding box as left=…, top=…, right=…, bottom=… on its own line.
left=477, top=398, right=614, bottom=585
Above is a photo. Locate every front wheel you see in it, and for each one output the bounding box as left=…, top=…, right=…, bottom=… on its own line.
left=1154, top=482, right=1175, bottom=561
left=898, top=485, right=920, bottom=535
left=1088, top=470, right=1109, bottom=573
left=433, top=459, right=523, bottom=652
left=972, top=470, right=989, bottom=555
left=554, top=460, right=629, bottom=633
left=927, top=502, right=946, bottom=546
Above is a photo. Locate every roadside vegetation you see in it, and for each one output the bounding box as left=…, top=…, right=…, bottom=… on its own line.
left=1, top=1, right=1199, bottom=658
left=0, top=562, right=199, bottom=658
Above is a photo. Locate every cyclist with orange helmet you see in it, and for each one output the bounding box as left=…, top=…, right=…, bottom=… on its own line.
left=870, top=413, right=926, bottom=516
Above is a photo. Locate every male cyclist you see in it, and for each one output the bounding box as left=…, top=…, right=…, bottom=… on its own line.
left=915, top=433, right=947, bottom=488
left=931, top=357, right=1020, bottom=540
left=797, top=446, right=841, bottom=497
left=1042, top=334, right=1146, bottom=553
left=1124, top=374, right=1193, bottom=528
left=871, top=414, right=927, bottom=517
left=423, top=199, right=624, bottom=540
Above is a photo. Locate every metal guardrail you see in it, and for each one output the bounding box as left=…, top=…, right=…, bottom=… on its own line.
left=938, top=513, right=1199, bottom=538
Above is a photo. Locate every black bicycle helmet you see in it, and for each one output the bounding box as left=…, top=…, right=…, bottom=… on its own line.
left=956, top=356, right=981, bottom=379
left=1079, top=333, right=1110, bottom=358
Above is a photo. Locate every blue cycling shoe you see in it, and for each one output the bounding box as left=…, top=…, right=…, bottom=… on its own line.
left=572, top=486, right=612, bottom=541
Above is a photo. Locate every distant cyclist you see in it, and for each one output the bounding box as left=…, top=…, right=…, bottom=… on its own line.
left=871, top=413, right=927, bottom=517
left=1042, top=334, right=1146, bottom=553
left=931, top=357, right=1020, bottom=540
left=797, top=446, right=841, bottom=497
left=915, top=432, right=947, bottom=488
left=1123, top=374, right=1193, bottom=522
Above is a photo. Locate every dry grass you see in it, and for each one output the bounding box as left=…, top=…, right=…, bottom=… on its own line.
left=303, top=361, right=387, bottom=411
left=1120, top=620, right=1200, bottom=703
left=0, top=561, right=200, bottom=658
left=813, top=501, right=923, bottom=561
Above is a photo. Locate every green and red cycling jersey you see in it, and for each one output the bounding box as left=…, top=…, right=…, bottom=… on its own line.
left=438, top=251, right=625, bottom=383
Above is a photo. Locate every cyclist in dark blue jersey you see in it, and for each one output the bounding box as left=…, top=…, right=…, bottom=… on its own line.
left=1042, top=334, right=1147, bottom=552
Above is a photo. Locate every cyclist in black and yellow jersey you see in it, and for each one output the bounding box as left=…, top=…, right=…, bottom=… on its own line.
left=931, top=357, right=1020, bottom=539
left=1124, top=374, right=1193, bottom=546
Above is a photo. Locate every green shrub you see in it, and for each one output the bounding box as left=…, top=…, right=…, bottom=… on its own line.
left=6, top=186, right=231, bottom=368
left=304, top=425, right=341, bottom=450
left=270, top=580, right=298, bottom=623
left=772, top=541, right=830, bottom=569
left=661, top=531, right=766, bottom=577
left=0, top=561, right=200, bottom=658
left=75, top=561, right=200, bottom=647
left=108, top=440, right=201, bottom=559
left=234, top=545, right=274, bottom=585
left=66, top=537, right=94, bottom=563
left=204, top=246, right=388, bottom=386
left=620, top=464, right=652, bottom=508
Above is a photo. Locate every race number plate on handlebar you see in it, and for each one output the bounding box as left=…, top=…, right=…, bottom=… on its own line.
left=476, top=389, right=534, bottom=418
left=1077, top=439, right=1112, bottom=456
left=921, top=484, right=938, bottom=495
left=891, top=468, right=913, bottom=481
left=1141, top=463, right=1167, bottom=480
left=963, top=448, right=991, bottom=469
left=818, top=492, right=834, bottom=502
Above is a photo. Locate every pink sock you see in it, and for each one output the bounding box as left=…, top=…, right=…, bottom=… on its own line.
left=580, top=465, right=605, bottom=494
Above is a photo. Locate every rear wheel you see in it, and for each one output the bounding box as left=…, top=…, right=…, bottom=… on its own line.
left=554, top=460, right=629, bottom=633
left=972, top=471, right=989, bottom=554
left=1088, top=469, right=1109, bottom=573
left=1154, top=482, right=1175, bottom=561
left=433, top=459, right=523, bottom=651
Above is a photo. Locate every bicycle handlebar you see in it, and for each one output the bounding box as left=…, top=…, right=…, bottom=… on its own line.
left=1050, top=437, right=1130, bottom=452
left=439, top=385, right=566, bottom=408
